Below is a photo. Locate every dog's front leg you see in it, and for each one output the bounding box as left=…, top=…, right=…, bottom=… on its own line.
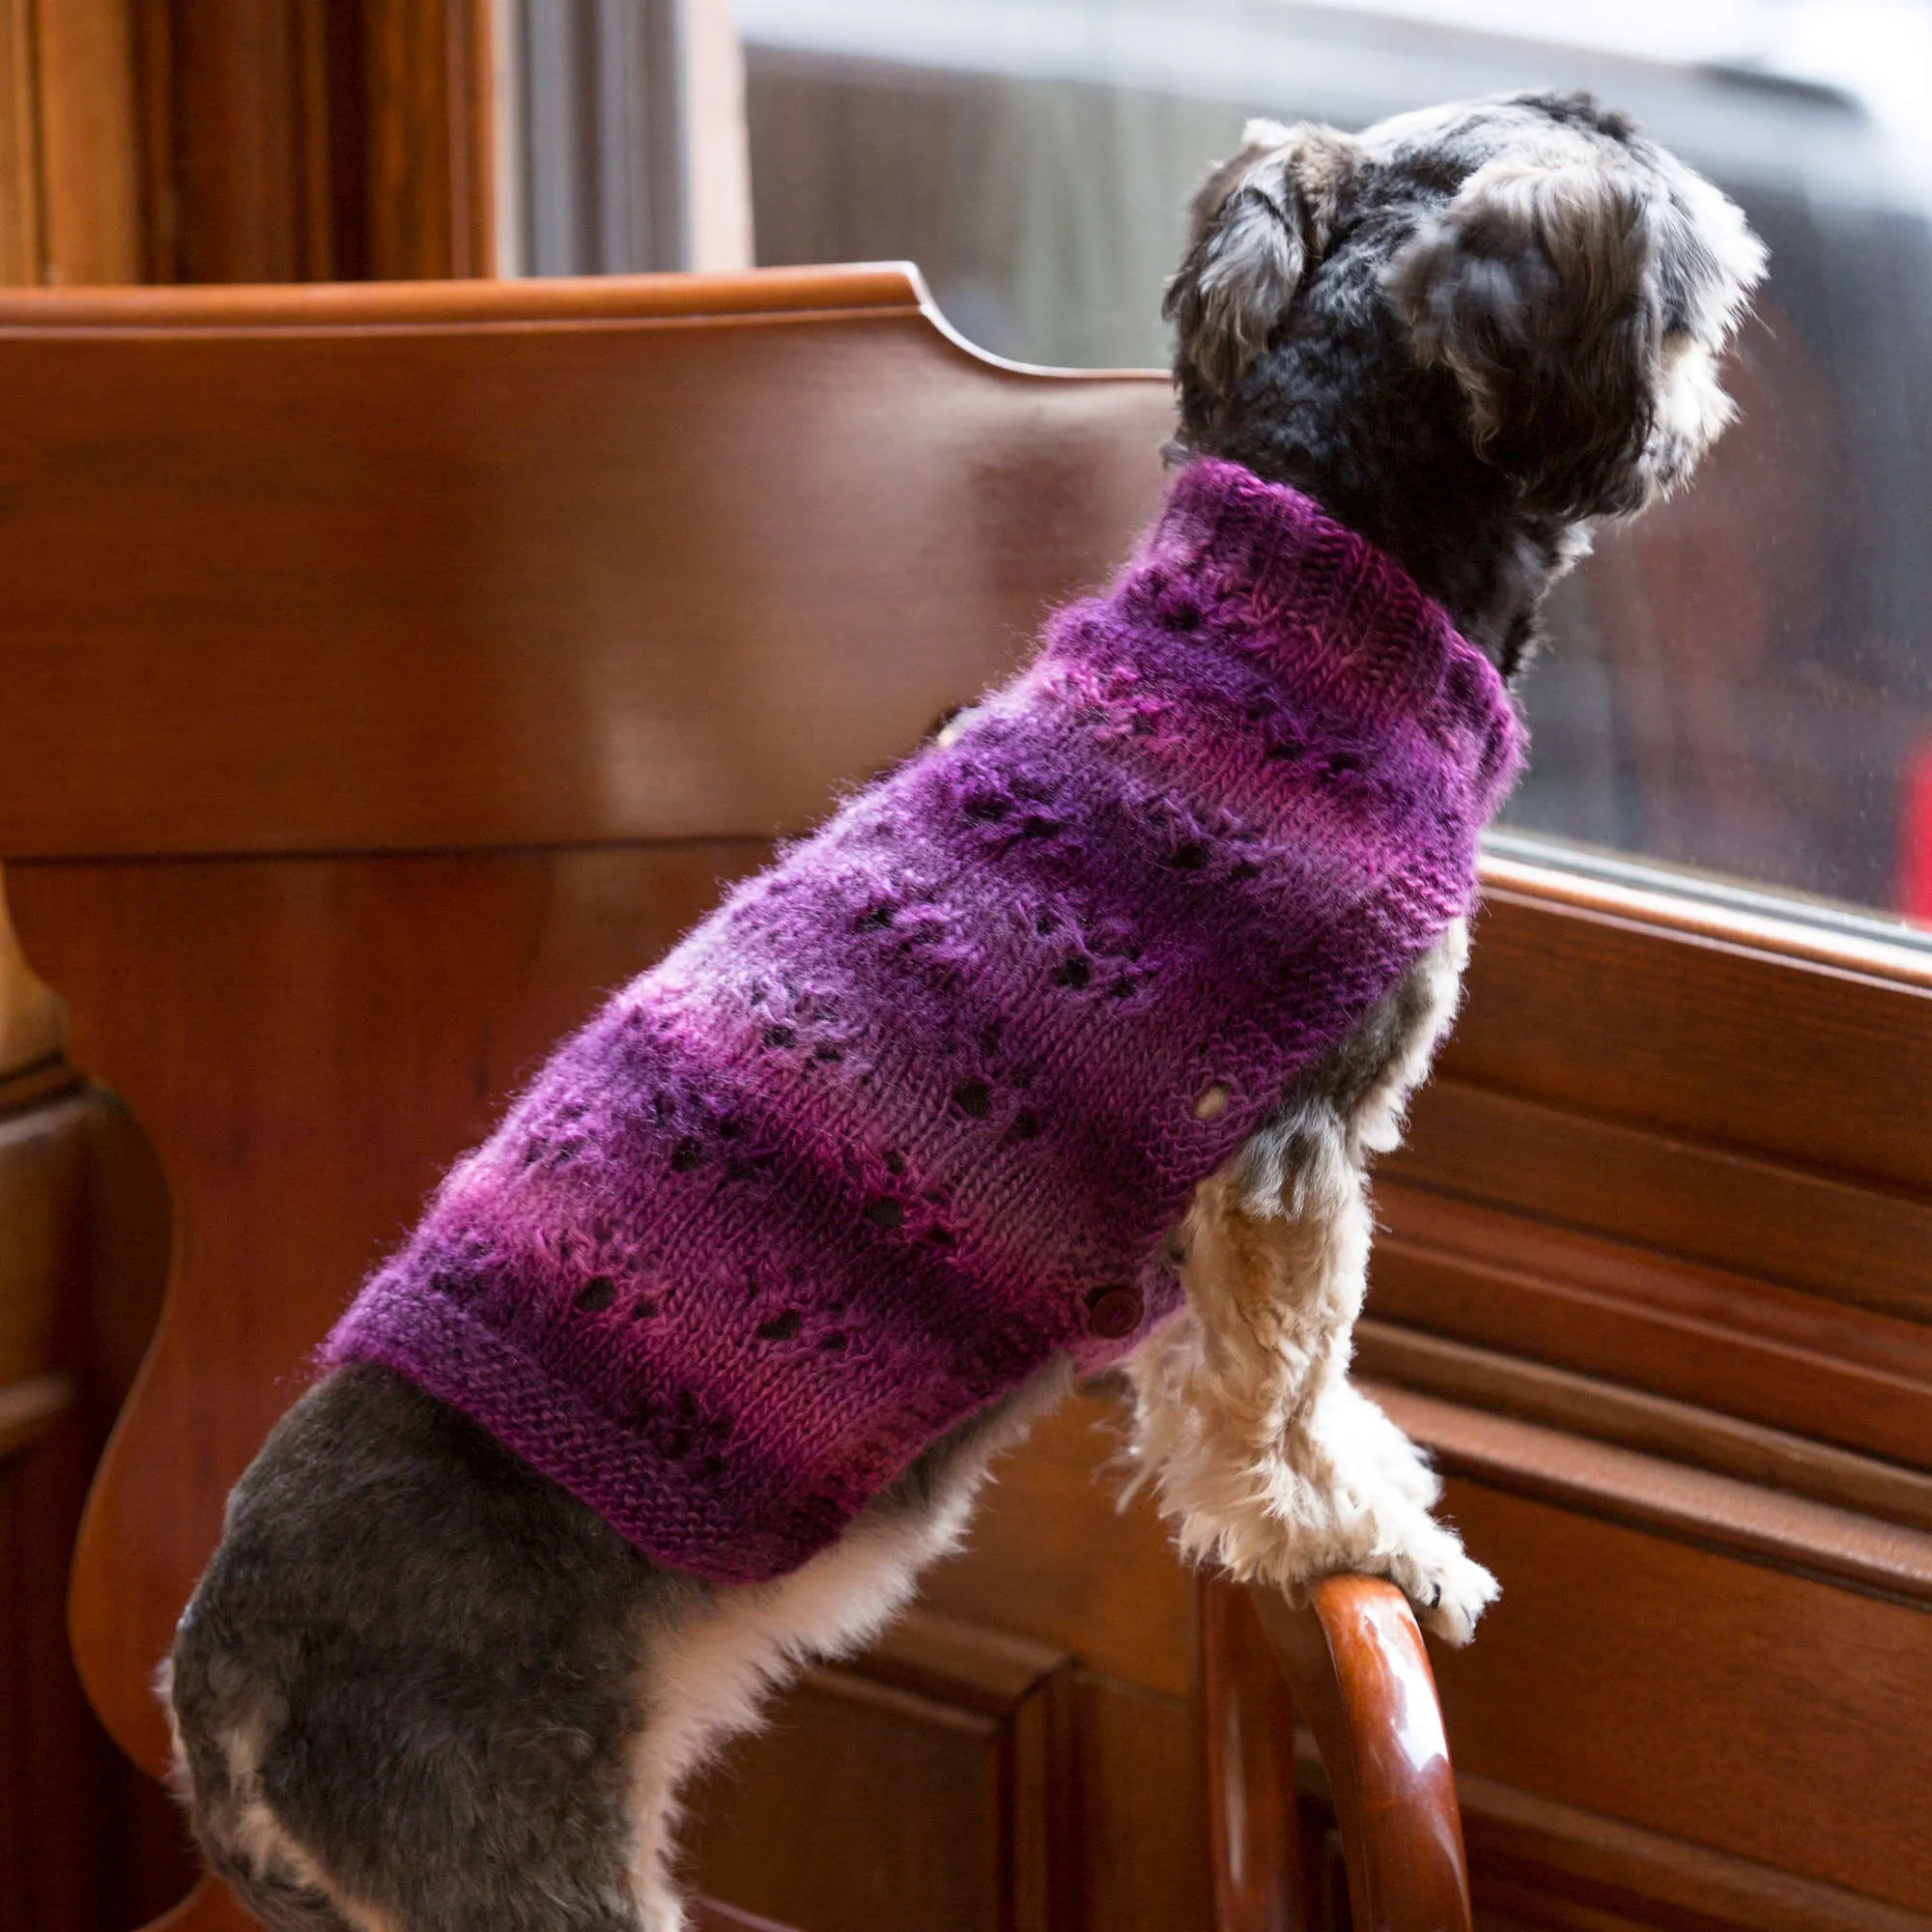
left=1121, top=1117, right=1496, bottom=1645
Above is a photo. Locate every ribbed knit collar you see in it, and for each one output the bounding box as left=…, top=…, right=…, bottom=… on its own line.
left=1140, top=460, right=1520, bottom=764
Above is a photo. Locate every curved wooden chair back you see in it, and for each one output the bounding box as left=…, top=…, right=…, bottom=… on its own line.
left=0, top=265, right=1167, bottom=1785
left=0, top=266, right=1468, bottom=1932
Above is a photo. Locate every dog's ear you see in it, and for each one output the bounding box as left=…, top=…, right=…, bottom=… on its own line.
left=1166, top=119, right=1357, bottom=399
left=1385, top=157, right=1665, bottom=517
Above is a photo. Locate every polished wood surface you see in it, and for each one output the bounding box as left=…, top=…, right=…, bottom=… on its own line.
left=1202, top=1578, right=1300, bottom=1932
left=0, top=270, right=1168, bottom=861
left=686, top=1609, right=1072, bottom=1931
left=1253, top=1578, right=1471, bottom=1932
left=1, top=886, right=183, bottom=1929
left=134, top=0, right=492, bottom=283
left=31, top=0, right=142, bottom=285
left=0, top=0, right=141, bottom=288
left=0, top=0, right=36, bottom=283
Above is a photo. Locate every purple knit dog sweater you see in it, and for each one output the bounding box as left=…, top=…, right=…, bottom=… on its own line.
left=325, top=459, right=1523, bottom=1583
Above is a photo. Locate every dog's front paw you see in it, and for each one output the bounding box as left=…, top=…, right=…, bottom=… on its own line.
left=1381, top=1535, right=1499, bottom=1647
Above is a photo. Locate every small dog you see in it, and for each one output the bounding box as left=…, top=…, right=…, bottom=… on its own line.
left=164, top=92, right=1763, bottom=1932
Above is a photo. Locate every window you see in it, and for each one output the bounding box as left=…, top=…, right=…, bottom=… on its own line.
left=737, top=0, right=1932, bottom=928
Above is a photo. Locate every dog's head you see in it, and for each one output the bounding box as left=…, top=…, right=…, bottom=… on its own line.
left=1167, top=91, right=1766, bottom=523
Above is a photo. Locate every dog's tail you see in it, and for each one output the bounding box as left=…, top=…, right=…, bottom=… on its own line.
left=159, top=1643, right=363, bottom=1932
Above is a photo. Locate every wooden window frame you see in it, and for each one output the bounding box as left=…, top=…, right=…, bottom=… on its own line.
left=1368, top=838, right=1932, bottom=1600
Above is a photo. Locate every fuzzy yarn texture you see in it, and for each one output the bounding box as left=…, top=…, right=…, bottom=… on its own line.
left=325, top=459, right=1524, bottom=1583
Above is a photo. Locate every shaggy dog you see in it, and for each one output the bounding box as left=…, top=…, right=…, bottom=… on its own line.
left=163, top=92, right=1764, bottom=1932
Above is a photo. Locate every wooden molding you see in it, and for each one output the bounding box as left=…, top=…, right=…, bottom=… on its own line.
left=685, top=1606, right=1076, bottom=1931
left=1295, top=1739, right=1932, bottom=1932
left=1356, top=1320, right=1932, bottom=1536
left=361, top=0, right=492, bottom=278
left=0, top=259, right=939, bottom=327
left=1393, top=1076, right=1932, bottom=1326
left=1482, top=848, right=1932, bottom=994
left=1369, top=1181, right=1932, bottom=1470
left=134, top=0, right=493, bottom=284
left=1447, top=877, right=1932, bottom=1199
left=0, top=0, right=142, bottom=289
left=1371, top=1380, right=1932, bottom=1606
left=135, top=0, right=345, bottom=283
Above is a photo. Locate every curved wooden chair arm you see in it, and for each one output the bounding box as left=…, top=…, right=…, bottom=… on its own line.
left=1206, top=1573, right=1473, bottom=1932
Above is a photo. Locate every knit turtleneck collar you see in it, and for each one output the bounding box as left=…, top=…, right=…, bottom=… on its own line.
left=1097, top=452, right=1515, bottom=784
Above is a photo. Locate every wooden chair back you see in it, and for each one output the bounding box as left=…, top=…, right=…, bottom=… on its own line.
left=0, top=267, right=1167, bottom=1791
left=2, top=267, right=1470, bottom=1932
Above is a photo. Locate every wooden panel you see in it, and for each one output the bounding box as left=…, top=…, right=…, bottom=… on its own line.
left=695, top=1672, right=1008, bottom=1931
left=1394, top=1077, right=1932, bottom=1326
left=1446, top=879, right=1932, bottom=1198
left=1377, top=1382, right=1932, bottom=1605
left=22, top=843, right=769, bottom=1773
left=0, top=887, right=181, bottom=1929
left=136, top=0, right=491, bottom=284
left=1355, top=1321, right=1932, bottom=1536
left=0, top=0, right=141, bottom=290
left=1452, top=1768, right=1932, bottom=1932
left=1068, top=1672, right=1210, bottom=1932
left=1368, top=1183, right=1932, bottom=1470
left=685, top=1609, right=1072, bottom=1932
left=0, top=876, right=65, bottom=1075
left=139, top=0, right=339, bottom=283
left=0, top=1089, right=90, bottom=1386
left=1426, top=1478, right=1932, bottom=1915
left=0, top=0, right=39, bottom=283
left=2, top=1404, right=114, bottom=1932
left=0, top=273, right=1171, bottom=860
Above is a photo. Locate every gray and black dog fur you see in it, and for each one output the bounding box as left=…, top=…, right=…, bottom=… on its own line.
left=166, top=91, right=1764, bottom=1932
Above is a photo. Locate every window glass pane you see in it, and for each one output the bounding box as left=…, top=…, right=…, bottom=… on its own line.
left=739, top=0, right=1932, bottom=928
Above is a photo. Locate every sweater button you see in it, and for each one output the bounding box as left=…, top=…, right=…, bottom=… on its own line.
left=1086, top=1286, right=1143, bottom=1340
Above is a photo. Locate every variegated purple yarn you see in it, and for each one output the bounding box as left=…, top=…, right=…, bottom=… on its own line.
left=324, top=459, right=1523, bottom=1583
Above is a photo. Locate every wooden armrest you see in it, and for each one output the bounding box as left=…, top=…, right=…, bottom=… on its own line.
left=1205, top=1574, right=1472, bottom=1932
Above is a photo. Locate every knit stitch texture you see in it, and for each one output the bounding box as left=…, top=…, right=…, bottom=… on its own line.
left=324, top=459, right=1524, bottom=1583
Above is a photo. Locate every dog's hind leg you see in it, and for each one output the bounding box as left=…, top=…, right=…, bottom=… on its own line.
left=165, top=1364, right=683, bottom=1932
left=622, top=1362, right=1074, bottom=1925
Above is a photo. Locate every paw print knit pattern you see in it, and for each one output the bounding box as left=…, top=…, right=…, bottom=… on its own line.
left=324, top=458, right=1524, bottom=1583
